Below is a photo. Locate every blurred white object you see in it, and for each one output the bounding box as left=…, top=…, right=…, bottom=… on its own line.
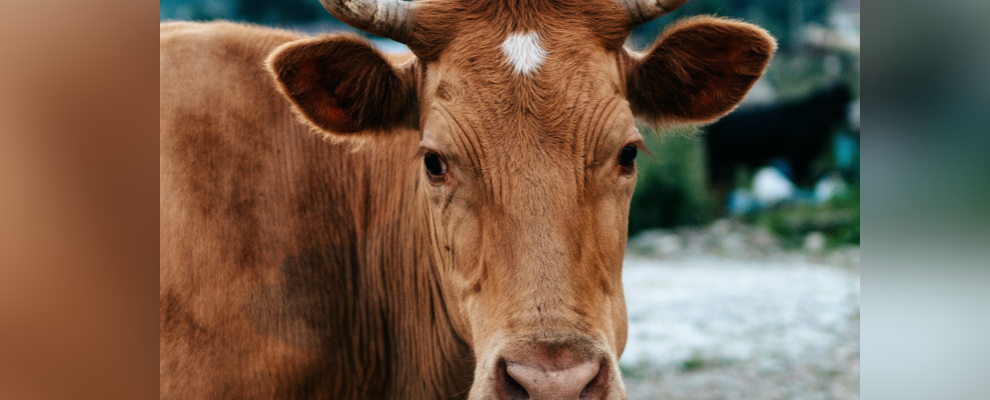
left=753, top=167, right=796, bottom=206
left=739, top=78, right=777, bottom=106
left=804, top=231, right=827, bottom=253
left=655, top=234, right=683, bottom=255
left=814, top=174, right=850, bottom=204
left=801, top=12, right=860, bottom=54
left=829, top=11, right=861, bottom=53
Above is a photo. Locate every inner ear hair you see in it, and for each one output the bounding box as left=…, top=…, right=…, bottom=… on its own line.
left=267, top=34, right=415, bottom=136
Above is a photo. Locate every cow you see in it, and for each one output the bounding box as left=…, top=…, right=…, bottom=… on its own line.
left=703, top=83, right=854, bottom=205
left=159, top=1, right=774, bottom=399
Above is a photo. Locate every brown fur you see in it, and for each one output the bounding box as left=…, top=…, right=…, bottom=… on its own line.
left=160, top=2, right=774, bottom=399
left=161, top=22, right=469, bottom=399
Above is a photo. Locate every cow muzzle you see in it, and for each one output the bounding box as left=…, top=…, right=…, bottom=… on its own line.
left=486, top=338, right=622, bottom=400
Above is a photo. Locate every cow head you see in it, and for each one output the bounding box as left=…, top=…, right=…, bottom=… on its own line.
left=269, top=1, right=774, bottom=398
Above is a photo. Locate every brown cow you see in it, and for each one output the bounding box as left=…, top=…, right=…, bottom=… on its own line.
left=159, top=1, right=774, bottom=399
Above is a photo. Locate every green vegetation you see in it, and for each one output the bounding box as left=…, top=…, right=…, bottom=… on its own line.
left=681, top=355, right=706, bottom=371
left=629, top=127, right=715, bottom=234
left=619, top=364, right=648, bottom=380
left=679, top=352, right=738, bottom=372
left=750, top=185, right=860, bottom=249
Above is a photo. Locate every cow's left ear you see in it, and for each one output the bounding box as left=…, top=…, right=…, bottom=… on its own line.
left=267, top=34, right=417, bottom=136
left=627, top=16, right=776, bottom=126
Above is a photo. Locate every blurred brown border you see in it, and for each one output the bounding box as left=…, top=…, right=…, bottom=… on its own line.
left=0, top=1, right=158, bottom=399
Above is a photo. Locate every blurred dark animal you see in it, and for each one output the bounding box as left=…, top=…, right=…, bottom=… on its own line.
left=159, top=0, right=774, bottom=399
left=704, top=84, right=853, bottom=198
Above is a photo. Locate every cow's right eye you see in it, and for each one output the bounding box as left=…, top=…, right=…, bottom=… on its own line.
left=618, top=145, right=638, bottom=167
left=424, top=152, right=448, bottom=182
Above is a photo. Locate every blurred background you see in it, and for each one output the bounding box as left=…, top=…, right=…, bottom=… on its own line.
left=160, top=1, right=860, bottom=398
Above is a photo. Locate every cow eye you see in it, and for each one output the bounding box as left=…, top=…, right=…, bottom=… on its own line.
left=424, top=152, right=448, bottom=181
left=618, top=145, right=638, bottom=168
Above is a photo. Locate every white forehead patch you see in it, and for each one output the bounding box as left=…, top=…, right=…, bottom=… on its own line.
left=500, top=31, right=548, bottom=75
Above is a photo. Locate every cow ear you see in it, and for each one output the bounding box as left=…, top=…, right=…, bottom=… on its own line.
left=627, top=16, right=776, bottom=126
left=268, top=34, right=416, bottom=135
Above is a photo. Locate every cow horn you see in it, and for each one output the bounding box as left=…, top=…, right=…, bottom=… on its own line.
left=319, top=0, right=415, bottom=43
left=618, top=0, right=690, bottom=27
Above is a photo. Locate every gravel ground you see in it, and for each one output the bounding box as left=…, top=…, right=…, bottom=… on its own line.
left=620, top=221, right=860, bottom=400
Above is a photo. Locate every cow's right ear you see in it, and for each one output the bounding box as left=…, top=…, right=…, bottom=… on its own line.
left=268, top=34, right=416, bottom=135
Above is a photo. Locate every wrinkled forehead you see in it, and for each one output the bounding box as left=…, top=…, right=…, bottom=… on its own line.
left=420, top=50, right=634, bottom=160
left=417, top=13, right=635, bottom=154
left=410, top=0, right=630, bottom=61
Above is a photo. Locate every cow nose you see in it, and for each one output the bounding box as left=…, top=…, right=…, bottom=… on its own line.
left=496, top=355, right=608, bottom=400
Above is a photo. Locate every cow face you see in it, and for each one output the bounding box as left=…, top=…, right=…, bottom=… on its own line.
left=269, top=2, right=773, bottom=399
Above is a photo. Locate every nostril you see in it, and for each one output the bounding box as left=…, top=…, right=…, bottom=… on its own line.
left=496, top=358, right=530, bottom=400
left=579, top=359, right=610, bottom=399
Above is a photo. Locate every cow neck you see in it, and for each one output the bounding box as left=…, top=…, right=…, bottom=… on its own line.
left=364, top=135, right=475, bottom=397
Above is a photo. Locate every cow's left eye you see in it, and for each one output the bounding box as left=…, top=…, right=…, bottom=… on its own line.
left=618, top=145, right=638, bottom=168
left=424, top=151, right=448, bottom=182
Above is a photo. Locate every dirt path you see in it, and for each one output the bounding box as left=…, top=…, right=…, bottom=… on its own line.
left=620, top=224, right=859, bottom=399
